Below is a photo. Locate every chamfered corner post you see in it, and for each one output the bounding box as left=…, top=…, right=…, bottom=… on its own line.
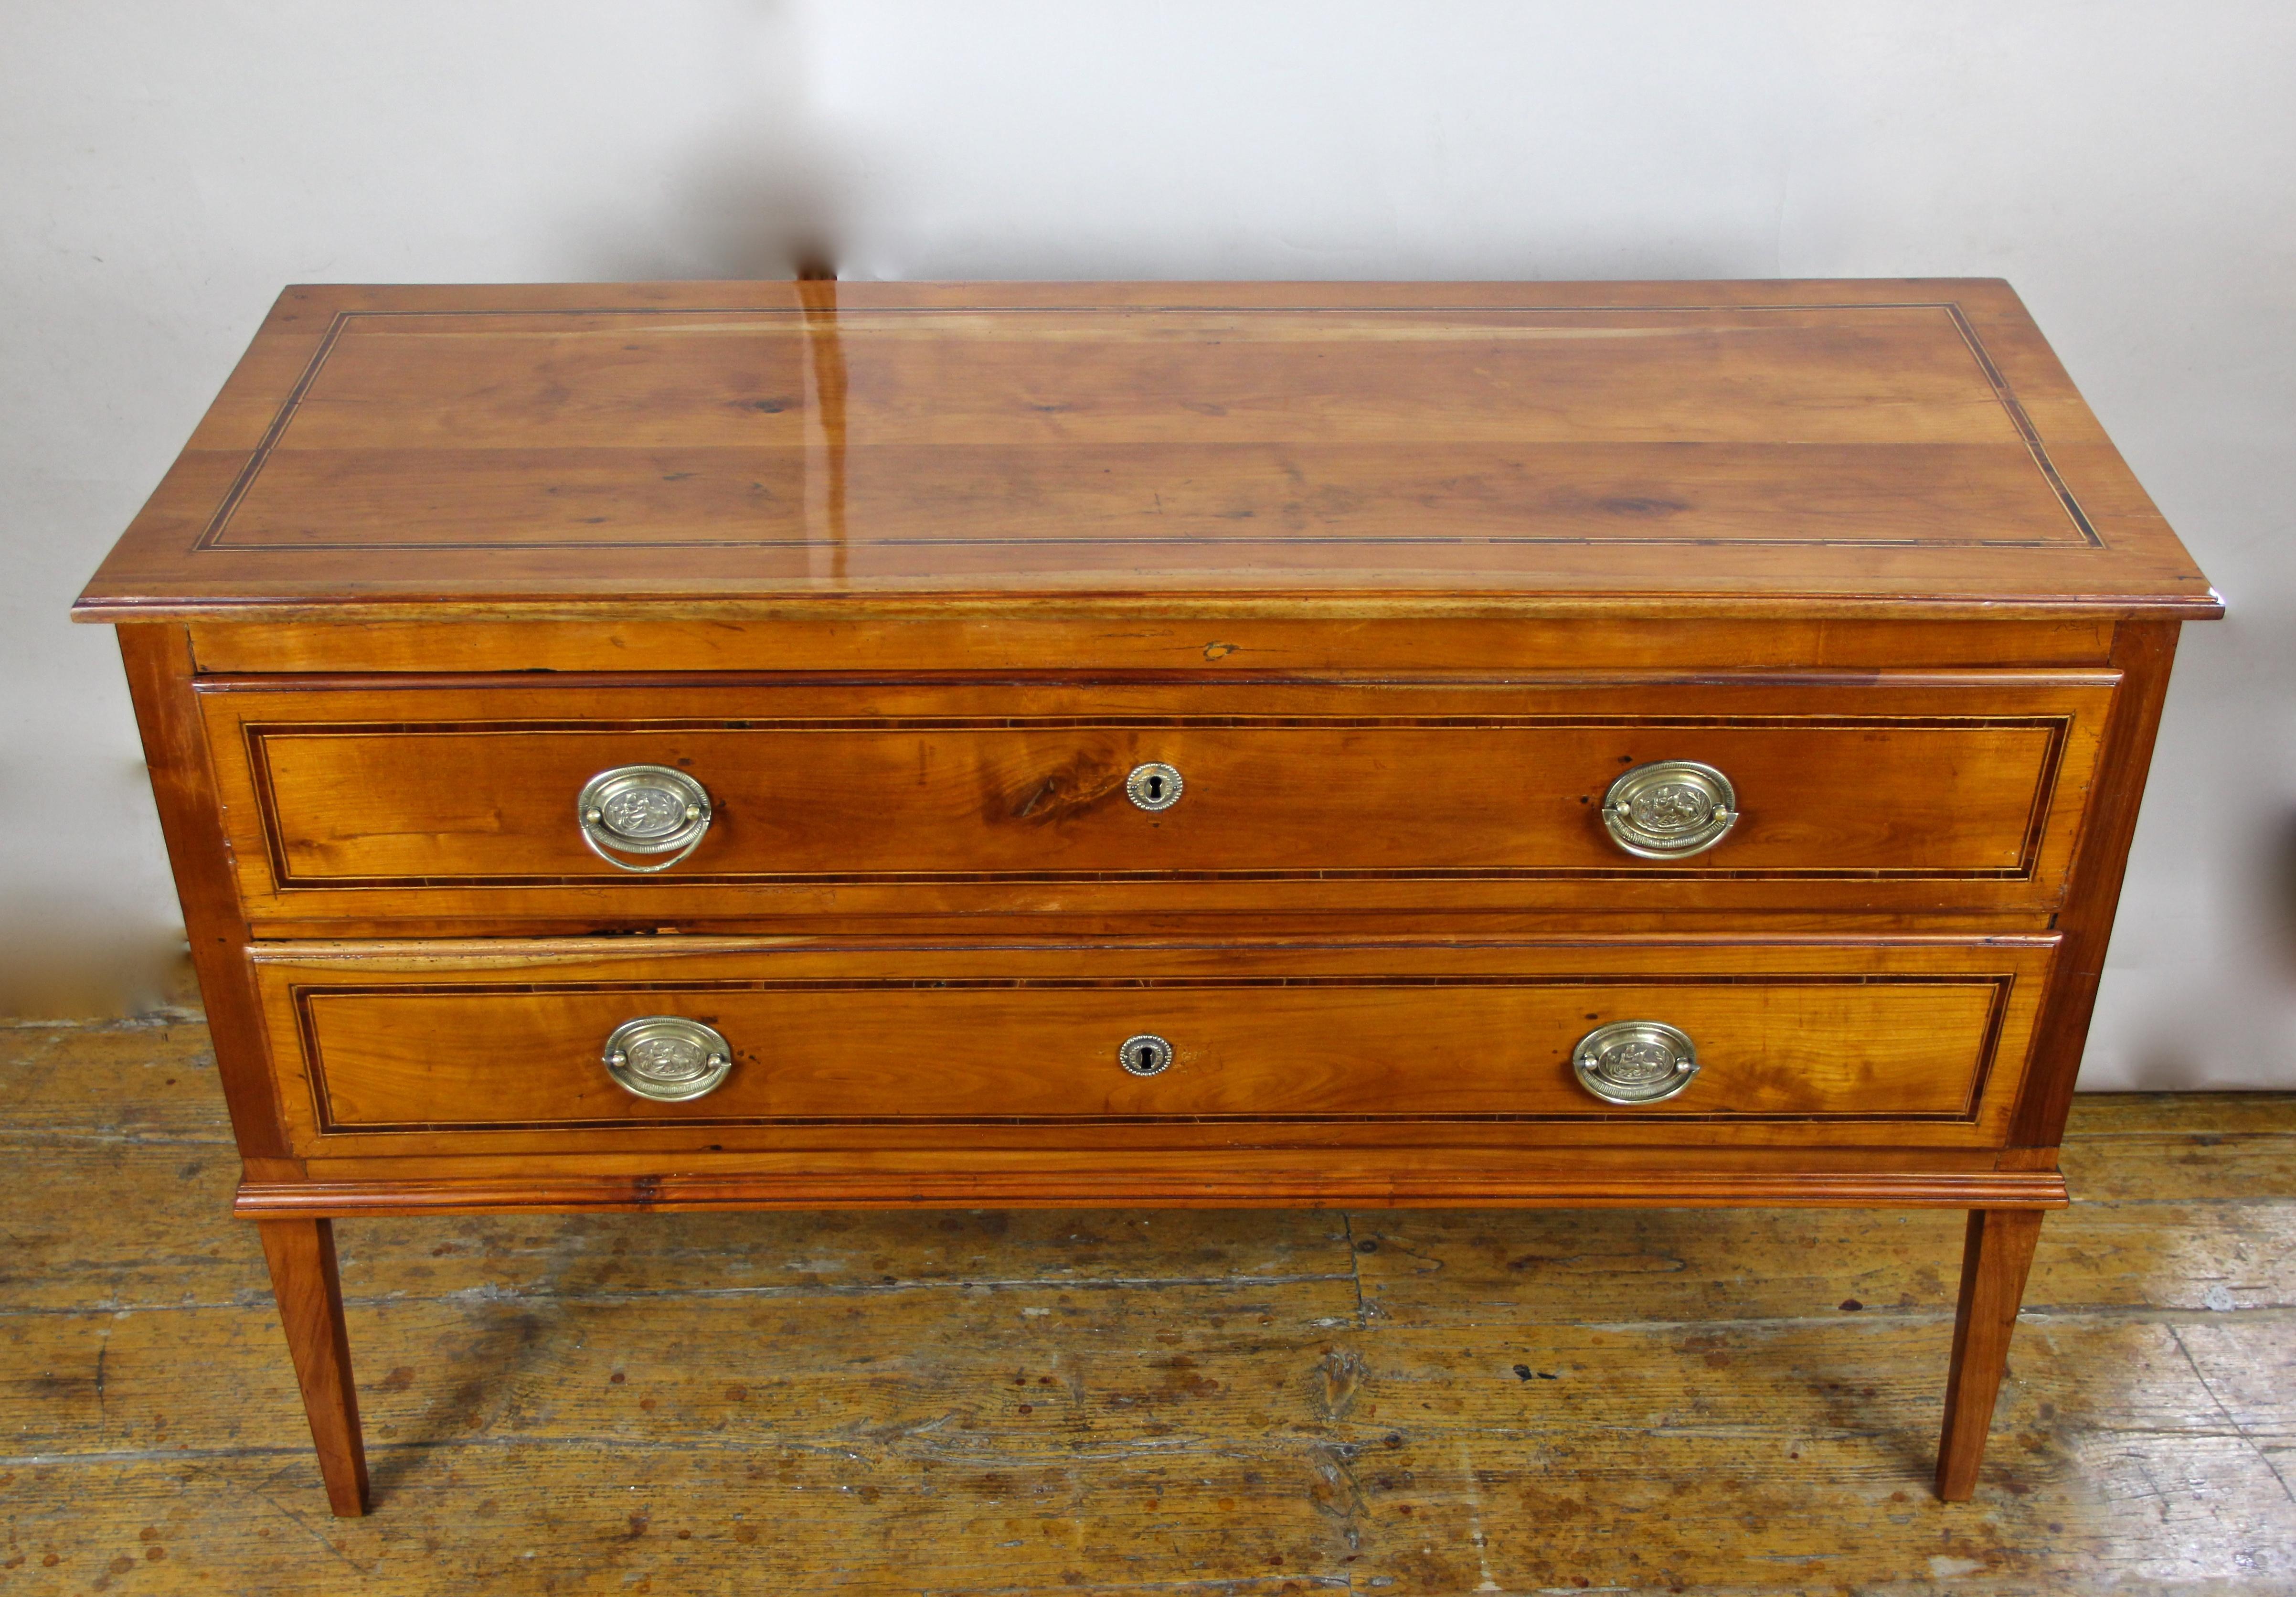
left=1935, top=1207, right=2046, bottom=1501
left=256, top=1217, right=371, bottom=1517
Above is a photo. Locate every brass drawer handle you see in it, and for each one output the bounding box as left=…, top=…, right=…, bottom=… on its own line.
left=1602, top=760, right=1737, bottom=858
left=1573, top=1020, right=1699, bottom=1104
left=603, top=1016, right=734, bottom=1101
left=577, top=765, right=713, bottom=873
left=1125, top=763, right=1183, bottom=812
left=1118, top=1033, right=1175, bottom=1076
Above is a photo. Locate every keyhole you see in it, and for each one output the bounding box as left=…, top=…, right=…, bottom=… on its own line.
left=1119, top=1033, right=1172, bottom=1075
left=1126, top=762, right=1182, bottom=811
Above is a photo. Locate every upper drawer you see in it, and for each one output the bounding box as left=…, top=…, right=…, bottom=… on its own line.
left=199, top=674, right=2116, bottom=925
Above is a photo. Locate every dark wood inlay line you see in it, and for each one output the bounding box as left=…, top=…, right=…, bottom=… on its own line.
left=1942, top=302, right=2104, bottom=548
left=191, top=303, right=2103, bottom=555
left=297, top=973, right=2011, bottom=1136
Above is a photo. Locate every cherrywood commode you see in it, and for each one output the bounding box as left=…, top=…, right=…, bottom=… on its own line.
left=76, top=279, right=2220, bottom=1516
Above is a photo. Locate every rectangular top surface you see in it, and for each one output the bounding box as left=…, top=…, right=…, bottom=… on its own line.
left=75, top=279, right=2218, bottom=620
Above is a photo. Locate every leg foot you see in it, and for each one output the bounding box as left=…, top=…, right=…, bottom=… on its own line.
left=257, top=1218, right=370, bottom=1516
left=1935, top=1207, right=2044, bottom=1501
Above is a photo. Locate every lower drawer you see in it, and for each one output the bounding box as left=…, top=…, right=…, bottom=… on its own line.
left=249, top=937, right=2054, bottom=1157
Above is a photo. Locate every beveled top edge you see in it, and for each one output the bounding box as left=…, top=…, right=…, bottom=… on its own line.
left=256, top=276, right=2038, bottom=316
left=72, top=589, right=2226, bottom=624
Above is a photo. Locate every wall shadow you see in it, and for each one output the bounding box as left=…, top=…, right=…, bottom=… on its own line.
left=581, top=0, right=849, bottom=281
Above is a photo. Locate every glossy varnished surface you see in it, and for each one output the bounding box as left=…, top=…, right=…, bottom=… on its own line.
left=75, top=280, right=2218, bottom=620
left=186, top=613, right=2127, bottom=674
left=5, top=1018, right=2290, bottom=1588
left=196, top=672, right=2115, bottom=926
left=67, top=281, right=2223, bottom=1512
left=255, top=1217, right=368, bottom=1515
left=245, top=937, right=2055, bottom=1159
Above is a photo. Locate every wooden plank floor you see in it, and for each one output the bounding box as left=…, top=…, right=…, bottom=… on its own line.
left=2, top=1014, right=2291, bottom=1595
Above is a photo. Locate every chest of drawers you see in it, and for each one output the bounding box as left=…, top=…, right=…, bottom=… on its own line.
left=74, top=279, right=2219, bottom=1516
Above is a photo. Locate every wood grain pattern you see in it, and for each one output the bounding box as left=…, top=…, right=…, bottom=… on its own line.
left=241, top=936, right=2058, bottom=1164
left=1935, top=1207, right=2046, bottom=1500
left=186, top=613, right=2125, bottom=675
left=196, top=673, right=2114, bottom=926
left=294, top=974, right=2008, bottom=1129
left=255, top=1216, right=369, bottom=1516
left=69, top=281, right=2222, bottom=1514
left=73, top=280, right=2220, bottom=622
left=2009, top=620, right=2183, bottom=1149
left=263, top=1138, right=2066, bottom=1213
left=114, top=624, right=293, bottom=1159
left=5, top=1019, right=2290, bottom=1588
left=238, top=1167, right=2072, bottom=1219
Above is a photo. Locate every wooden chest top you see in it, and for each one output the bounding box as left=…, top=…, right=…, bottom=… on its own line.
left=74, top=279, right=2217, bottom=623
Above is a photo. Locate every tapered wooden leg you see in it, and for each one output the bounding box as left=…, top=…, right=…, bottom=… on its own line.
left=1935, top=1207, right=2045, bottom=1501
left=256, top=1218, right=370, bottom=1516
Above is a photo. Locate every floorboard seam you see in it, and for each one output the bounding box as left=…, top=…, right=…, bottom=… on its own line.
left=9, top=1020, right=2295, bottom=1593
left=0, top=1132, right=238, bottom=1148
left=0, top=1015, right=202, bottom=1033
left=9, top=1416, right=2269, bottom=1477
left=10, top=1295, right=2291, bottom=1325
left=2162, top=1320, right=2296, bottom=1509
left=1340, top=1213, right=1372, bottom=1331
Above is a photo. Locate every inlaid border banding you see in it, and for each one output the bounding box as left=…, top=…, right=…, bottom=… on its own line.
left=191, top=303, right=2104, bottom=554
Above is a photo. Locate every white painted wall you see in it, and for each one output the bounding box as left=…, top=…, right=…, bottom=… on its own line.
left=4, top=1, right=2290, bottom=1084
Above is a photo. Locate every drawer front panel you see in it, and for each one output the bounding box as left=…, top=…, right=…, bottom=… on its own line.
left=250, top=938, right=2055, bottom=1157
left=203, top=675, right=2114, bottom=923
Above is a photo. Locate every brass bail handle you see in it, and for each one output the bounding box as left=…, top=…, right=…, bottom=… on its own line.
left=1601, top=760, right=1738, bottom=859
left=577, top=765, right=714, bottom=874
left=603, top=1016, right=736, bottom=1101
left=1572, top=1020, right=1700, bottom=1105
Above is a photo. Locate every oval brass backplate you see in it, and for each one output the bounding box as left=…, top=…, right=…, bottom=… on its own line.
left=576, top=765, right=714, bottom=873
left=1572, top=1020, right=1699, bottom=1105
left=603, top=1015, right=735, bottom=1101
left=1601, top=760, right=1737, bottom=859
